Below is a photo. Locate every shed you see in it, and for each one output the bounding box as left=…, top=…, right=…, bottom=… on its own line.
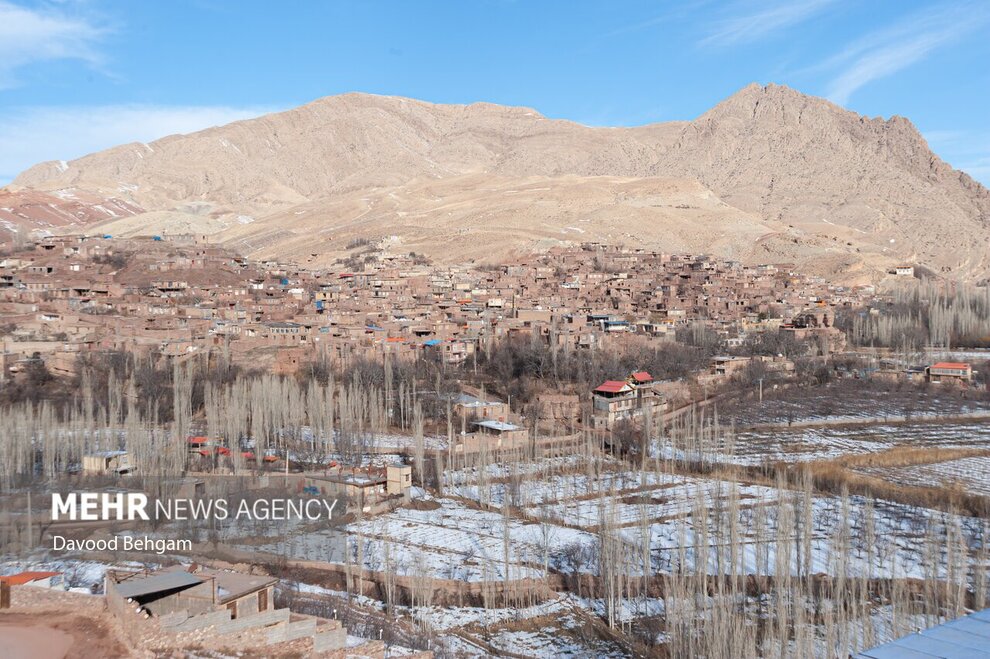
left=82, top=450, right=133, bottom=474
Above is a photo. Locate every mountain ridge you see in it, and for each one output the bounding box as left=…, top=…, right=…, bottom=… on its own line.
left=5, top=83, right=988, bottom=282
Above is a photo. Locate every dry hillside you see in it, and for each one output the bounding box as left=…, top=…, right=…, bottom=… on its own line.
left=5, top=83, right=989, bottom=281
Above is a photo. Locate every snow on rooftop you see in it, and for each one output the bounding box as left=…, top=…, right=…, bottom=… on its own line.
left=473, top=419, right=520, bottom=432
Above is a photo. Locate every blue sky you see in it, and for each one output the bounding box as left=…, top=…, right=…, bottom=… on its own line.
left=1, top=0, right=989, bottom=184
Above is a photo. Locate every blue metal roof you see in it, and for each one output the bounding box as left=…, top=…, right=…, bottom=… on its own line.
left=855, top=609, right=990, bottom=658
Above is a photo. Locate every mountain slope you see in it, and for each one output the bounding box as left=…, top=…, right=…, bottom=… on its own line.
left=8, top=84, right=989, bottom=281
left=649, top=83, right=990, bottom=278
left=218, top=174, right=780, bottom=267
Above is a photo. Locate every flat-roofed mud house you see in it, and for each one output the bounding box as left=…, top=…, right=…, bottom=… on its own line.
left=454, top=393, right=510, bottom=422
left=304, top=463, right=412, bottom=513
left=82, top=450, right=133, bottom=474
left=453, top=419, right=529, bottom=454
left=106, top=566, right=277, bottom=620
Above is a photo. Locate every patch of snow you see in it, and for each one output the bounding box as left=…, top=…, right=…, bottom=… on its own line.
left=51, top=189, right=78, bottom=201
left=92, top=204, right=119, bottom=218
left=219, top=137, right=243, bottom=155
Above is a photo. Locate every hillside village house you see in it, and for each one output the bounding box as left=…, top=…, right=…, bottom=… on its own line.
left=453, top=419, right=529, bottom=454
left=304, top=464, right=412, bottom=513
left=592, top=371, right=666, bottom=430
left=454, top=393, right=510, bottom=422
left=926, top=361, right=973, bottom=384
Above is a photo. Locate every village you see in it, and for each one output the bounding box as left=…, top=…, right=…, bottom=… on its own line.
left=0, top=232, right=856, bottom=373
left=1, top=233, right=989, bottom=658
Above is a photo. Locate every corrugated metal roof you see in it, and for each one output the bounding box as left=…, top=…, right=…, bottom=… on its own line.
left=114, top=571, right=205, bottom=598
left=474, top=419, right=520, bottom=432
left=594, top=380, right=631, bottom=394
left=855, top=609, right=990, bottom=658
left=931, top=362, right=970, bottom=370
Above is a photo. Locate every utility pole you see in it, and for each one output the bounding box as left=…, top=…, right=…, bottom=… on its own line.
left=758, top=377, right=764, bottom=403
left=26, top=490, right=32, bottom=551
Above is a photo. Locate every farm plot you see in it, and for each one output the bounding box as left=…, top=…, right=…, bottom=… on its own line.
left=723, top=388, right=990, bottom=428
left=248, top=495, right=598, bottom=581
left=527, top=475, right=778, bottom=529
left=445, top=454, right=987, bottom=582
left=484, top=612, right=629, bottom=659
left=729, top=421, right=990, bottom=466
left=442, top=455, right=588, bottom=488
left=636, top=489, right=988, bottom=581
left=450, top=468, right=690, bottom=509
left=854, top=455, right=990, bottom=497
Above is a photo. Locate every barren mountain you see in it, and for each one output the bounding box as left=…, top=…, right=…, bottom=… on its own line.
left=6, top=83, right=989, bottom=281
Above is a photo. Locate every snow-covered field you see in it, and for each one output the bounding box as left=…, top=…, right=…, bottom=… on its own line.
left=243, top=461, right=989, bottom=591
left=443, top=455, right=587, bottom=487
left=247, top=494, right=598, bottom=581
left=488, top=625, right=626, bottom=658
left=728, top=421, right=990, bottom=465
left=855, top=455, right=990, bottom=497
left=724, top=390, right=990, bottom=428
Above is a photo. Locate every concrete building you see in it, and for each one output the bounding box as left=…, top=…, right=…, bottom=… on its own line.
left=386, top=463, right=413, bottom=497
left=591, top=372, right=666, bottom=430
left=926, top=361, right=973, bottom=384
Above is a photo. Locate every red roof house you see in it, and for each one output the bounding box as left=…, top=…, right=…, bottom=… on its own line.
left=931, top=362, right=970, bottom=371
left=927, top=361, right=973, bottom=383
left=594, top=380, right=633, bottom=395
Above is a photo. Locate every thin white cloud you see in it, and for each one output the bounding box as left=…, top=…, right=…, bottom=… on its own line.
left=602, top=1, right=715, bottom=40
left=824, top=3, right=989, bottom=105
left=0, top=105, right=277, bottom=183
left=0, top=0, right=107, bottom=88
left=700, top=0, right=837, bottom=47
